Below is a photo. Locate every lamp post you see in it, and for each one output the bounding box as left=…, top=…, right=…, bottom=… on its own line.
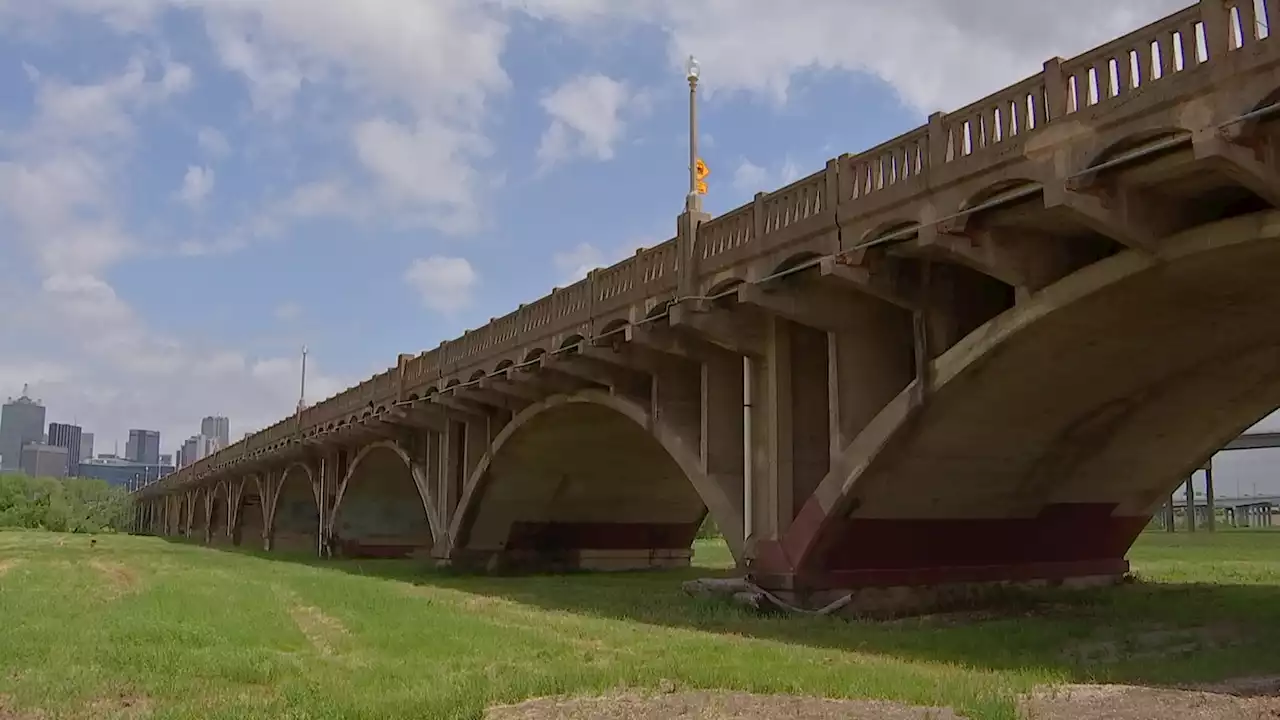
left=686, top=55, right=701, bottom=213
left=297, top=345, right=308, bottom=414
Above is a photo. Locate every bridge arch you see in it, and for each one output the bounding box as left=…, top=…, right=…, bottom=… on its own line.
left=1083, top=128, right=1192, bottom=171
left=208, top=481, right=231, bottom=542
left=233, top=475, right=266, bottom=549
left=766, top=209, right=1280, bottom=592
left=189, top=487, right=208, bottom=537
left=447, top=390, right=744, bottom=571
left=329, top=440, right=438, bottom=559
left=270, top=462, right=318, bottom=552
left=860, top=220, right=918, bottom=246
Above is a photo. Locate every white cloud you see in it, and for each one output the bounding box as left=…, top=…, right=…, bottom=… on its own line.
left=732, top=159, right=768, bottom=194
left=553, top=242, right=607, bottom=283
left=197, top=0, right=509, bottom=233
left=176, top=165, right=215, bottom=207
left=731, top=156, right=804, bottom=196
left=0, top=54, right=349, bottom=455
left=196, top=126, right=230, bottom=157
left=537, top=73, right=636, bottom=169
left=404, top=256, right=478, bottom=315
left=508, top=0, right=1189, bottom=113
left=353, top=118, right=489, bottom=234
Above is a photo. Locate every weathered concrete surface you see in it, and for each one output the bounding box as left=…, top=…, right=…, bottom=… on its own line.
left=757, top=211, right=1280, bottom=603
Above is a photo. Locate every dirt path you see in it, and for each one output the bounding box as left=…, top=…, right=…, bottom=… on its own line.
left=485, top=679, right=1280, bottom=720
left=87, top=560, right=140, bottom=599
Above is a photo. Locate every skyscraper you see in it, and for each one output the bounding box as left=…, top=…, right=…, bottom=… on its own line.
left=126, top=429, right=161, bottom=465
left=200, top=416, right=230, bottom=450
left=0, top=387, right=46, bottom=471
left=47, top=423, right=82, bottom=477
left=80, top=432, right=94, bottom=462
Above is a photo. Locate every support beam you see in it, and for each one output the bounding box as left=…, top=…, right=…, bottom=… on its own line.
left=454, top=384, right=530, bottom=412
left=816, top=256, right=916, bottom=310
left=735, top=282, right=851, bottom=333
left=1043, top=180, right=1160, bottom=253
left=668, top=299, right=766, bottom=357
left=477, top=376, right=543, bottom=402
left=547, top=343, right=652, bottom=392
left=433, top=390, right=492, bottom=416
left=1192, top=129, right=1280, bottom=208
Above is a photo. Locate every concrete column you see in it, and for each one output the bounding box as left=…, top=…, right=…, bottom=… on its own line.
left=1186, top=476, right=1196, bottom=532
left=424, top=429, right=442, bottom=529
left=1204, top=460, right=1216, bottom=531
left=261, top=471, right=279, bottom=550
left=440, top=420, right=466, bottom=528
left=748, top=317, right=832, bottom=541
left=827, top=301, right=915, bottom=460
left=700, top=348, right=745, bottom=520
left=464, top=415, right=490, bottom=482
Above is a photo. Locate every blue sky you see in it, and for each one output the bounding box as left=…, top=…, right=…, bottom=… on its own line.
left=3, top=0, right=1276, bottom=494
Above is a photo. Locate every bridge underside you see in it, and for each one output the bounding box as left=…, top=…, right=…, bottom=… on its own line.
left=451, top=401, right=707, bottom=573
left=755, top=213, right=1280, bottom=614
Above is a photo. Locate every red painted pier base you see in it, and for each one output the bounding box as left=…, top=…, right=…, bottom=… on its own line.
left=751, top=503, right=1148, bottom=616
left=449, top=520, right=701, bottom=573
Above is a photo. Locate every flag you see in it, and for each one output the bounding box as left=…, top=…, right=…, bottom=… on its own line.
left=696, top=179, right=708, bottom=195
left=695, top=157, right=710, bottom=180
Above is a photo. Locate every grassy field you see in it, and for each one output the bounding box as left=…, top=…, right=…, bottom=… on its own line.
left=1, top=530, right=1279, bottom=719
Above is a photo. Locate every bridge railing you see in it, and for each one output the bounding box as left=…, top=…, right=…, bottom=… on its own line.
left=147, top=0, right=1280, bottom=496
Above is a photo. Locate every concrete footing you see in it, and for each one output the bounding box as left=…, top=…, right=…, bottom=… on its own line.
left=685, top=569, right=1130, bottom=619
left=445, top=547, right=692, bottom=574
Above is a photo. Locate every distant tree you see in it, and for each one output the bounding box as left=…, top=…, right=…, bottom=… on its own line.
left=696, top=513, right=721, bottom=540
left=0, top=473, right=130, bottom=533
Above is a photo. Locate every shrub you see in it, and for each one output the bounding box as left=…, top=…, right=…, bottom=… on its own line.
left=0, top=473, right=130, bottom=533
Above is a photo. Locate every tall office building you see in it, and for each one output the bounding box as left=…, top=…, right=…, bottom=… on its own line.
left=125, top=429, right=161, bottom=465
left=0, top=387, right=46, bottom=471
left=200, top=416, right=230, bottom=450
left=46, top=423, right=82, bottom=476
left=179, top=434, right=219, bottom=467
left=20, top=443, right=68, bottom=478
left=80, top=432, right=94, bottom=462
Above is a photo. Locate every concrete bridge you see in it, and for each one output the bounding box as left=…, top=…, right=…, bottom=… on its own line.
left=133, top=0, right=1280, bottom=613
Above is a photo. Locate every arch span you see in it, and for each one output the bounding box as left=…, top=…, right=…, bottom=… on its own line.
left=272, top=462, right=318, bottom=553
left=234, top=476, right=266, bottom=549
left=330, top=440, right=437, bottom=559
left=189, top=488, right=208, bottom=537
left=448, top=390, right=744, bottom=572
left=208, top=482, right=230, bottom=544
left=761, top=210, right=1280, bottom=598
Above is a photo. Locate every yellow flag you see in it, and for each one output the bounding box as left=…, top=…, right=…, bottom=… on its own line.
left=696, top=179, right=708, bottom=195
left=695, top=157, right=710, bottom=180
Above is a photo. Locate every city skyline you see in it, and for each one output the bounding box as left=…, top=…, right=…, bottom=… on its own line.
left=0, top=385, right=236, bottom=469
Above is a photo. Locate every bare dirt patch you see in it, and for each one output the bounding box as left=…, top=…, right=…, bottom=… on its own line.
left=74, top=691, right=151, bottom=720
left=484, top=691, right=969, bottom=720
left=0, top=693, right=45, bottom=720
left=1020, top=680, right=1280, bottom=720
left=287, top=603, right=348, bottom=657
left=0, top=559, right=21, bottom=578
left=87, top=560, right=141, bottom=599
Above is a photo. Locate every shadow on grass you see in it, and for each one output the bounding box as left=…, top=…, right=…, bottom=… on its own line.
left=155, top=534, right=1280, bottom=692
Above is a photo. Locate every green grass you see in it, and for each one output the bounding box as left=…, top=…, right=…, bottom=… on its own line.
left=2, top=530, right=1280, bottom=719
